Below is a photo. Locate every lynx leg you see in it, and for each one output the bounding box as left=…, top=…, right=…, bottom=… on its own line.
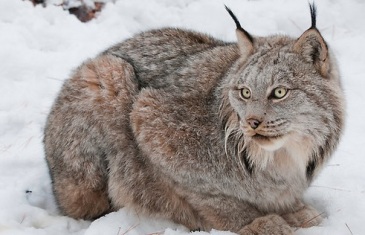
left=108, top=150, right=207, bottom=230
left=239, top=214, right=293, bottom=235
left=282, top=204, right=324, bottom=228
left=52, top=176, right=111, bottom=220
left=176, top=193, right=292, bottom=234
left=47, top=126, right=112, bottom=220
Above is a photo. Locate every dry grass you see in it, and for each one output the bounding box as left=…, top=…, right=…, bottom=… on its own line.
left=117, top=223, right=140, bottom=235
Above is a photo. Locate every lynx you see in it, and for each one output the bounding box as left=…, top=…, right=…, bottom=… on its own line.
left=44, top=4, right=345, bottom=234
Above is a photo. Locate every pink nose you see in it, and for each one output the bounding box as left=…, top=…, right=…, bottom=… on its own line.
left=247, top=118, right=261, bottom=129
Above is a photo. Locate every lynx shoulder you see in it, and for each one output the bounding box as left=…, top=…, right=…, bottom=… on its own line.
left=44, top=4, right=344, bottom=234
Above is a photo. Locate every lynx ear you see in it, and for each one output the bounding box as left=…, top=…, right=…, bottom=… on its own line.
left=293, top=4, right=329, bottom=77
left=225, top=6, right=254, bottom=59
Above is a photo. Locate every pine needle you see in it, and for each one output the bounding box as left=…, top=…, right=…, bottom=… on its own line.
left=294, top=211, right=326, bottom=231
left=118, top=223, right=140, bottom=235
left=147, top=231, right=164, bottom=235
left=311, top=185, right=351, bottom=192
left=345, top=223, right=354, bottom=235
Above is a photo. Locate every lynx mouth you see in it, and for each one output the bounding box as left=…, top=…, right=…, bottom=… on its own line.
left=252, top=134, right=283, bottom=141
left=251, top=133, right=287, bottom=151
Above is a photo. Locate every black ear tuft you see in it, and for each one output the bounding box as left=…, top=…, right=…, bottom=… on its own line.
left=224, top=5, right=254, bottom=58
left=224, top=5, right=241, bottom=29
left=293, top=4, right=329, bottom=77
left=224, top=5, right=253, bottom=43
left=309, top=3, right=317, bottom=29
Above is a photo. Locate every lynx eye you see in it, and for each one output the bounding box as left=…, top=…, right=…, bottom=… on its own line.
left=240, top=87, right=251, bottom=99
left=272, top=87, right=288, bottom=99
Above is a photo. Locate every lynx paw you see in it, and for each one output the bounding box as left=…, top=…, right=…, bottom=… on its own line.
left=239, top=214, right=293, bottom=235
left=282, top=205, right=324, bottom=228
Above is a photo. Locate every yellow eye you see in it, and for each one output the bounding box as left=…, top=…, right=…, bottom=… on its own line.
left=273, top=87, right=288, bottom=99
left=240, top=87, right=251, bottom=99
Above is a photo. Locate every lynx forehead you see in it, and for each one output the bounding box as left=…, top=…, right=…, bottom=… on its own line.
left=44, top=4, right=344, bottom=235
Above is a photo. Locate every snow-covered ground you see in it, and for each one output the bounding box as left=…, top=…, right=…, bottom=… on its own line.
left=1, top=0, right=364, bottom=234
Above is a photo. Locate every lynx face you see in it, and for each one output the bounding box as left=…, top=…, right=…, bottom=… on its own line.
left=228, top=37, right=337, bottom=154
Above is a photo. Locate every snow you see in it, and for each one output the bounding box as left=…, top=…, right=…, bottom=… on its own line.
left=0, top=0, right=364, bottom=234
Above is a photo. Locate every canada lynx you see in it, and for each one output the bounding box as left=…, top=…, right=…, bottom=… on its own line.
left=44, top=4, right=344, bottom=234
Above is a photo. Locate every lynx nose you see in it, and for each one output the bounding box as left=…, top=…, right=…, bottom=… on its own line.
left=247, top=118, right=261, bottom=129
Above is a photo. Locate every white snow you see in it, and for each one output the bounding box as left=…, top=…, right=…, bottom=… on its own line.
left=0, top=0, right=364, bottom=234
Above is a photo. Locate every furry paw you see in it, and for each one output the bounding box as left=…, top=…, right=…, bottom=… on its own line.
left=239, top=214, right=293, bottom=235
left=282, top=205, right=324, bottom=228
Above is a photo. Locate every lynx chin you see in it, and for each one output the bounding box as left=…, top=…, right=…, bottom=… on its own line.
left=44, top=4, right=345, bottom=235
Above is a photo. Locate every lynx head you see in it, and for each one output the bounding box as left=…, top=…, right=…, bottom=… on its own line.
left=221, top=5, right=345, bottom=178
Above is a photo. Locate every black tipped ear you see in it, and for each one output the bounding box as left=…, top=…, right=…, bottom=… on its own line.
left=225, top=6, right=254, bottom=58
left=309, top=3, right=317, bottom=29
left=293, top=4, right=329, bottom=77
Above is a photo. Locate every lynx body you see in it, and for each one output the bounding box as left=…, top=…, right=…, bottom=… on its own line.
left=44, top=6, right=344, bottom=234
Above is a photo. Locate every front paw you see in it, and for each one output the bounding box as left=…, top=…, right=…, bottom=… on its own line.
left=239, top=214, right=293, bottom=235
left=282, top=205, right=324, bottom=228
